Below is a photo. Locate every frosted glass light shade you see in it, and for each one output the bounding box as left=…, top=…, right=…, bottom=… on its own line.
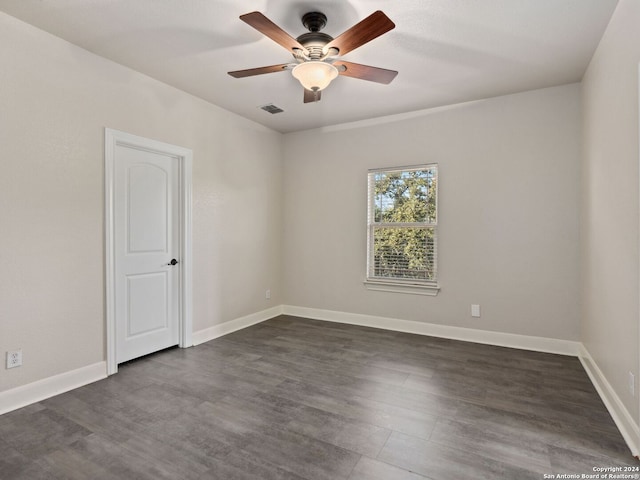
left=292, top=61, right=339, bottom=91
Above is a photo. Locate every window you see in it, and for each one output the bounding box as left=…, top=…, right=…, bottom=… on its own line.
left=366, top=165, right=439, bottom=294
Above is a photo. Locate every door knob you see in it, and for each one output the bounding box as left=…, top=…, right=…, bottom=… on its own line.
left=167, top=258, right=178, bottom=266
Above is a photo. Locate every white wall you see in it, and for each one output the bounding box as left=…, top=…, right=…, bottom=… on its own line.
left=581, top=0, right=640, bottom=425
left=282, top=84, right=582, bottom=341
left=0, top=12, right=283, bottom=392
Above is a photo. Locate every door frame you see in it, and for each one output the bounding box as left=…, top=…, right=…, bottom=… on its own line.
left=104, top=128, right=193, bottom=375
left=637, top=63, right=640, bottom=448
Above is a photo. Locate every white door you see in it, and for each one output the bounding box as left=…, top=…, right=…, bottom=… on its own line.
left=114, top=143, right=180, bottom=363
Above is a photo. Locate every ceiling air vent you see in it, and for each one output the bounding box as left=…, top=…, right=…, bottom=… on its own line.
left=260, top=104, right=284, bottom=114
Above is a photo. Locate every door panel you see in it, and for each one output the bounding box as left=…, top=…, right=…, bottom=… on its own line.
left=115, top=144, right=179, bottom=364
left=126, top=273, right=168, bottom=337
left=127, top=164, right=168, bottom=253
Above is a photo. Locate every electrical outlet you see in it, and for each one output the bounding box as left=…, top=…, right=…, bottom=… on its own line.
left=629, top=371, right=635, bottom=397
left=471, top=304, right=481, bottom=318
left=265, top=289, right=271, bottom=300
left=6, top=350, right=22, bottom=369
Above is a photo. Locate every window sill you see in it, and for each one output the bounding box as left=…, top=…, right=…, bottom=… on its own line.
left=363, top=279, right=440, bottom=296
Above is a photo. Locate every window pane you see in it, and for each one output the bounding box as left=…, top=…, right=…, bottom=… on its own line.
left=373, top=169, right=436, bottom=224
left=372, top=226, right=436, bottom=281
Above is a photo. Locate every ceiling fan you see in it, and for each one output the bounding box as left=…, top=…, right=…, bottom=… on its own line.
left=228, top=10, right=398, bottom=103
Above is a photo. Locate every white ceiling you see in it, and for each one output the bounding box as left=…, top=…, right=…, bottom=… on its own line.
left=0, top=0, right=618, bottom=133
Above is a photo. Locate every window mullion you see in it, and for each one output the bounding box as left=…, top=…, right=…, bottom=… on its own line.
left=373, top=222, right=435, bottom=228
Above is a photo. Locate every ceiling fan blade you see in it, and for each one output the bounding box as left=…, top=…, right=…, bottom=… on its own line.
left=303, top=89, right=321, bottom=103
left=228, top=64, right=291, bottom=78
left=240, top=11, right=309, bottom=55
left=324, top=11, right=395, bottom=56
left=334, top=61, right=398, bottom=84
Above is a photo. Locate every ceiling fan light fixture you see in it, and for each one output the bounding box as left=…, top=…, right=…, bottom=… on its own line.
left=229, top=11, right=397, bottom=103
left=292, top=61, right=338, bottom=92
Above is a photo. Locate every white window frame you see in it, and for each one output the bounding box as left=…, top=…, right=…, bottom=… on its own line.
left=365, top=164, right=440, bottom=296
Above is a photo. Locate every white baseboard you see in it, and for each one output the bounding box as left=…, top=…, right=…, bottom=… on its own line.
left=578, top=345, right=640, bottom=457
left=192, top=305, right=284, bottom=346
left=0, top=307, right=282, bottom=416
left=281, top=305, right=638, bottom=457
left=282, top=305, right=580, bottom=356
left=3, top=305, right=637, bottom=460
left=0, top=362, right=107, bottom=416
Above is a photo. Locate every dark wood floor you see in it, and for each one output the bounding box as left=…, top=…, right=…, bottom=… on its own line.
left=1, top=315, right=638, bottom=479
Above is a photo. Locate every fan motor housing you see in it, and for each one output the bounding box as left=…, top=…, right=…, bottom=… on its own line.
left=296, top=31, right=333, bottom=47
left=298, top=11, right=333, bottom=59
left=296, top=32, right=333, bottom=59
